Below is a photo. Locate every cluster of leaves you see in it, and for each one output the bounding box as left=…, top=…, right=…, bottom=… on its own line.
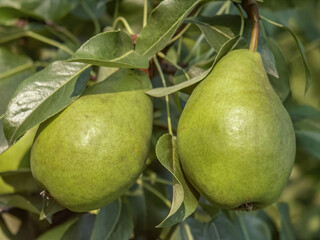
left=0, top=0, right=319, bottom=239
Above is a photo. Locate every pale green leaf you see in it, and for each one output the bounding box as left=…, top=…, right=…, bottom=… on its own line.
left=155, top=133, right=199, bottom=228
left=69, top=31, right=149, bottom=69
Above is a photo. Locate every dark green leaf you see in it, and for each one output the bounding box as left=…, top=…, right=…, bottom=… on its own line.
left=289, top=105, right=320, bottom=122
left=0, top=126, right=37, bottom=189
left=39, top=196, right=65, bottom=223
left=0, top=8, right=25, bottom=24
left=146, top=35, right=240, bottom=97
left=0, top=195, right=41, bottom=214
left=289, top=105, right=320, bottom=159
left=69, top=31, right=149, bottom=69
left=72, top=0, right=111, bottom=20
left=277, top=203, right=296, bottom=240
left=261, top=16, right=311, bottom=94
left=126, top=182, right=169, bottom=238
left=0, top=170, right=39, bottom=195
left=84, top=69, right=152, bottom=96
left=0, top=0, right=78, bottom=21
left=173, top=67, right=205, bottom=95
left=0, top=47, right=34, bottom=153
left=0, top=118, right=7, bottom=154
left=61, top=213, right=96, bottom=240
left=90, top=199, right=121, bottom=240
left=0, top=25, right=37, bottom=44
left=186, top=211, right=238, bottom=240
left=155, top=133, right=199, bottom=228
left=188, top=15, right=240, bottom=51
left=0, top=48, right=33, bottom=77
left=107, top=201, right=134, bottom=240
left=146, top=69, right=210, bottom=97
left=260, top=41, right=279, bottom=79
left=266, top=38, right=290, bottom=102
left=4, top=61, right=91, bottom=145
left=0, top=25, right=23, bottom=43
left=37, top=218, right=79, bottom=240
left=258, top=0, right=313, bottom=9
left=295, top=125, right=320, bottom=159
left=235, top=214, right=272, bottom=240
left=199, top=203, right=220, bottom=219
left=135, top=0, right=200, bottom=58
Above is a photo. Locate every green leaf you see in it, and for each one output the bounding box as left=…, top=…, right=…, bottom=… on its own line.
left=186, top=211, right=238, bottom=240
left=135, top=0, right=200, bottom=58
left=0, top=47, right=34, bottom=153
left=289, top=105, right=320, bottom=159
left=107, top=201, right=134, bottom=240
left=289, top=105, right=320, bottom=122
left=277, top=203, right=296, bottom=240
left=3, top=61, right=91, bottom=145
left=260, top=41, right=279, bottom=79
left=0, top=48, right=33, bottom=78
left=147, top=69, right=210, bottom=98
left=39, top=195, right=65, bottom=223
left=146, top=35, right=240, bottom=97
left=155, top=133, right=199, bottom=228
left=188, top=15, right=241, bottom=51
left=90, top=199, right=121, bottom=240
left=0, top=25, right=28, bottom=44
left=235, top=214, right=272, bottom=240
left=295, top=127, right=320, bottom=159
left=261, top=16, right=311, bottom=94
left=37, top=218, right=79, bottom=240
left=266, top=38, right=290, bottom=102
left=0, top=170, right=40, bottom=195
left=173, top=67, right=205, bottom=95
left=0, top=8, right=25, bottom=24
left=0, top=25, right=74, bottom=56
left=61, top=214, right=96, bottom=240
left=0, top=195, right=41, bottom=214
left=0, top=118, right=7, bottom=154
left=126, top=182, right=169, bottom=236
left=0, top=0, right=78, bottom=21
left=69, top=31, right=149, bottom=69
left=84, top=69, right=152, bottom=96
left=199, top=203, right=220, bottom=219
left=71, top=0, right=111, bottom=20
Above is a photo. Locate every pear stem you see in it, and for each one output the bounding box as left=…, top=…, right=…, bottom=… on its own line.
left=242, top=0, right=260, bottom=52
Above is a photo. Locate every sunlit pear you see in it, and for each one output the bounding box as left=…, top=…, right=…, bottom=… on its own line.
left=31, top=71, right=153, bottom=212
left=177, top=49, right=296, bottom=211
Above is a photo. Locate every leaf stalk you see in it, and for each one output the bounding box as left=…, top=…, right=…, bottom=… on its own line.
left=113, top=17, right=134, bottom=35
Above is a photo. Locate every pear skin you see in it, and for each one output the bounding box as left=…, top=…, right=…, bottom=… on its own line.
left=177, top=49, right=296, bottom=210
left=31, top=90, right=152, bottom=212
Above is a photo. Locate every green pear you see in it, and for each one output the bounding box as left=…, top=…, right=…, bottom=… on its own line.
left=0, top=127, right=37, bottom=194
left=177, top=49, right=296, bottom=211
left=31, top=70, right=153, bottom=212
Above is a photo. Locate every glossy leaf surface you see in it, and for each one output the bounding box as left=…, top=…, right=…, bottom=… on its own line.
left=4, top=61, right=91, bottom=145
left=69, top=31, right=149, bottom=69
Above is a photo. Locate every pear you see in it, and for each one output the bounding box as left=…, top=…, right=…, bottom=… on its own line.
left=31, top=70, right=153, bottom=212
left=0, top=127, right=37, bottom=194
left=177, top=49, right=296, bottom=211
